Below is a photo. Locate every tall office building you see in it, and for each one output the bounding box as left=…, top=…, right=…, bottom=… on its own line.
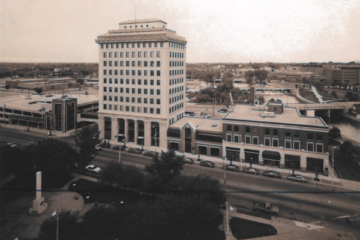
left=96, top=19, right=187, bottom=150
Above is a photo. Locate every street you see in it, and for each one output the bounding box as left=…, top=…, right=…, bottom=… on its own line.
left=1, top=128, right=360, bottom=236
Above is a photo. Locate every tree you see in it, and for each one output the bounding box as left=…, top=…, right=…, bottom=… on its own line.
left=257, top=96, right=265, bottom=104
left=34, top=87, right=43, bottom=94
left=340, top=141, right=353, bottom=154
left=39, top=210, right=82, bottom=240
left=328, top=126, right=341, bottom=140
left=73, top=125, right=100, bottom=172
left=13, top=139, right=77, bottom=187
left=0, top=145, right=18, bottom=180
left=99, top=161, right=144, bottom=191
left=144, top=148, right=184, bottom=191
left=331, top=91, right=338, bottom=99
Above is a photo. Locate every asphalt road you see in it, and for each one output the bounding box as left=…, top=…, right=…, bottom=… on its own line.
left=1, top=128, right=360, bottom=235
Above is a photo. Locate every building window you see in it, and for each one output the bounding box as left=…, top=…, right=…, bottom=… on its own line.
left=265, top=128, right=270, bottom=135
left=307, top=133, right=313, bottom=140
left=307, top=142, right=314, bottom=152
left=293, top=141, right=300, bottom=150
left=316, top=133, right=323, bottom=141
left=253, top=128, right=258, bottom=134
left=234, top=135, right=240, bottom=143
left=252, top=136, right=259, bottom=145
left=245, top=135, right=251, bottom=144
left=273, top=129, right=278, bottom=136
left=264, top=137, right=271, bottom=146
left=245, top=127, right=251, bottom=133
left=285, top=130, right=291, bottom=137
left=234, top=126, right=239, bottom=132
left=272, top=138, right=279, bottom=147
left=227, top=125, right=232, bottom=132
left=316, top=144, right=323, bottom=153
left=285, top=139, right=292, bottom=149
left=226, top=134, right=232, bottom=142
left=156, top=108, right=160, bottom=114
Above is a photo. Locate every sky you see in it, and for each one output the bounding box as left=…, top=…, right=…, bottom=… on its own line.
left=0, top=0, right=359, bottom=63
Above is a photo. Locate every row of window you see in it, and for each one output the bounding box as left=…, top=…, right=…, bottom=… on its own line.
left=169, top=61, right=184, bottom=67
left=170, top=52, right=184, bottom=58
left=169, top=69, right=184, bottom=76
left=103, top=87, right=161, bottom=95
left=103, top=78, right=161, bottom=86
left=103, top=95, right=161, bottom=105
left=103, top=51, right=161, bottom=58
left=226, top=134, right=323, bottom=153
left=103, top=69, right=161, bottom=77
left=169, top=103, right=184, bottom=114
left=169, top=112, right=185, bottom=125
left=227, top=125, right=323, bottom=141
left=101, top=42, right=164, bottom=49
left=169, top=42, right=186, bottom=49
left=169, top=86, right=184, bottom=95
left=169, top=78, right=184, bottom=86
left=103, top=60, right=161, bottom=67
left=169, top=94, right=184, bottom=104
left=103, top=104, right=161, bottom=114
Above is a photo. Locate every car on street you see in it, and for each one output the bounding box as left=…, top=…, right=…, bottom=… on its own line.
left=287, top=174, right=308, bottom=183
left=144, top=151, right=157, bottom=157
left=100, top=142, right=111, bottom=148
left=262, top=170, right=281, bottom=178
left=217, top=109, right=228, bottom=113
left=203, top=114, right=211, bottom=118
left=86, top=165, right=101, bottom=173
left=182, top=158, right=194, bottom=164
left=5, top=143, right=18, bottom=148
left=200, top=161, right=215, bottom=168
left=112, top=145, right=126, bottom=151
left=128, top=148, right=142, bottom=154
left=242, top=167, right=259, bottom=175
left=223, top=165, right=240, bottom=172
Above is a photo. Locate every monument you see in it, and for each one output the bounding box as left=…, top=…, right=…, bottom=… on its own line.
left=29, top=171, right=48, bottom=215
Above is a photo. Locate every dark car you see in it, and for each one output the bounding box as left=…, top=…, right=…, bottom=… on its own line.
left=200, top=161, right=215, bottom=168
left=112, top=145, right=126, bottom=151
left=223, top=165, right=240, bottom=172
left=183, top=158, right=194, bottom=164
left=262, top=170, right=281, bottom=178
left=100, top=142, right=111, bottom=148
left=128, top=148, right=142, bottom=154
left=242, top=167, right=259, bottom=175
left=144, top=151, right=157, bottom=157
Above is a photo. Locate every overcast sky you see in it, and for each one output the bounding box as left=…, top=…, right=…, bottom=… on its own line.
left=1, top=0, right=359, bottom=63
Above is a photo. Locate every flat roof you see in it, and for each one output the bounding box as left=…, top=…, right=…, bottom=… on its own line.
left=0, top=94, right=98, bottom=113
left=169, top=117, right=223, bottom=134
left=224, top=105, right=328, bottom=128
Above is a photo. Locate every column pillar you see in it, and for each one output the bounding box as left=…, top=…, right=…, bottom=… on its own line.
left=98, top=115, right=104, bottom=139
left=144, top=120, right=151, bottom=147
left=134, top=120, right=138, bottom=145
left=112, top=117, right=118, bottom=145
left=124, top=119, right=128, bottom=143
left=258, top=151, right=264, bottom=166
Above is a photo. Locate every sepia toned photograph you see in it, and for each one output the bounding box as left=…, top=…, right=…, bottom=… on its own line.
left=0, top=0, right=360, bottom=239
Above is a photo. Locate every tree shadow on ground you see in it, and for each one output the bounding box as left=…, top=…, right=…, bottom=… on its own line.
left=230, top=217, right=277, bottom=239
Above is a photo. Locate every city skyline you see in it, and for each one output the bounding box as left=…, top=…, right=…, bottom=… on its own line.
left=1, top=0, right=360, bottom=63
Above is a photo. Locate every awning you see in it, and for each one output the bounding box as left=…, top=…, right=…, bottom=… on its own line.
left=262, top=151, right=281, bottom=161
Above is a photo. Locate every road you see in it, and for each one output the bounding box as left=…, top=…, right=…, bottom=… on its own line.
left=1, top=128, right=360, bottom=236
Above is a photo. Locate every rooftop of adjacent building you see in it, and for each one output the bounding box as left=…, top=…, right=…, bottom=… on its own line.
left=119, top=18, right=167, bottom=25
left=168, top=117, right=223, bottom=134
left=0, top=94, right=98, bottom=113
left=224, top=105, right=328, bottom=128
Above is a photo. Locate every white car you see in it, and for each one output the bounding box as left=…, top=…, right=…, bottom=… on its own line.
left=86, top=165, right=101, bottom=173
left=287, top=174, right=307, bottom=183
left=5, top=143, right=18, bottom=148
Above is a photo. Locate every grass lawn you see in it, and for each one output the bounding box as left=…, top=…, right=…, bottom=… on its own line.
left=230, top=217, right=277, bottom=239
left=68, top=179, right=154, bottom=205
left=334, top=149, right=360, bottom=182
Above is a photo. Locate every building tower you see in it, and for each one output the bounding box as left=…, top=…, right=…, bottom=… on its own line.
left=96, top=19, right=187, bottom=150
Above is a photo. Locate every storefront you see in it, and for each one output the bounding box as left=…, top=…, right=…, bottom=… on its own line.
left=263, top=151, right=281, bottom=167
left=284, top=155, right=301, bottom=170
left=244, top=149, right=259, bottom=164
left=226, top=147, right=240, bottom=162
left=307, top=158, right=324, bottom=173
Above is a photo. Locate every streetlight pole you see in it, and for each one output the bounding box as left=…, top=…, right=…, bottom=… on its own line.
left=56, top=209, right=59, bottom=240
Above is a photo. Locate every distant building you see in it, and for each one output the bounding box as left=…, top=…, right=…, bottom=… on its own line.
left=323, top=64, right=360, bottom=85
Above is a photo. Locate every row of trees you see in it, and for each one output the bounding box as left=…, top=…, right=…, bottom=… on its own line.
left=39, top=148, right=226, bottom=240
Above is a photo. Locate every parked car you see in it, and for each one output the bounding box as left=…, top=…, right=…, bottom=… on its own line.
left=5, top=143, right=18, bottom=148
left=217, top=109, right=228, bottom=113
left=112, top=145, right=126, bottom=151
left=262, top=170, right=281, bottom=178
left=223, top=165, right=240, bottom=172
left=86, top=165, right=101, bottom=173
left=287, top=174, right=308, bottom=183
left=128, top=148, right=142, bottom=154
left=242, top=167, right=259, bottom=175
left=144, top=151, right=157, bottom=157
left=200, top=161, right=215, bottom=168
left=100, top=142, right=111, bottom=148
left=203, top=114, right=211, bottom=118
left=183, top=158, right=194, bottom=164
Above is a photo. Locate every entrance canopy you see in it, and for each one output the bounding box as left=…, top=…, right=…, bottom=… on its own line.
left=262, top=151, right=281, bottom=161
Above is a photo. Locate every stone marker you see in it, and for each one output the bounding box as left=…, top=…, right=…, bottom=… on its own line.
left=29, top=171, right=48, bottom=215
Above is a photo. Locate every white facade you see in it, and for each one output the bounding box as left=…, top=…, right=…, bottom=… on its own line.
left=96, top=19, right=187, bottom=150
